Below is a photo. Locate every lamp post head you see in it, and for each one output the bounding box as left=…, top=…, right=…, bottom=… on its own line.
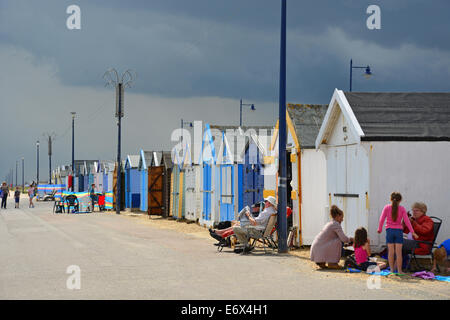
left=250, top=104, right=256, bottom=111
left=37, top=140, right=39, bottom=147
left=71, top=112, right=76, bottom=119
left=364, top=66, right=372, bottom=79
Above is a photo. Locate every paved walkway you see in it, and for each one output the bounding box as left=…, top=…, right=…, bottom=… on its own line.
left=0, top=200, right=448, bottom=299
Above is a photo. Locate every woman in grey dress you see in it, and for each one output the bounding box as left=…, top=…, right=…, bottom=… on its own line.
left=310, top=205, right=353, bottom=269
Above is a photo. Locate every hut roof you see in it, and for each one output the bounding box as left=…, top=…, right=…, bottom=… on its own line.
left=343, top=92, right=450, bottom=140
left=287, top=104, right=328, bottom=149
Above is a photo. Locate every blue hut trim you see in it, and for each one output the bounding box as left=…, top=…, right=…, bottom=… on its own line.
left=198, top=123, right=217, bottom=165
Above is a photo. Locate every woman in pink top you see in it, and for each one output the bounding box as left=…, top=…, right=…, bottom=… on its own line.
left=377, top=192, right=418, bottom=274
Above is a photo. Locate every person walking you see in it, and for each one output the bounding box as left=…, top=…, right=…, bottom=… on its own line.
left=28, top=182, right=35, bottom=208
left=1, top=182, right=9, bottom=209
left=377, top=192, right=418, bottom=275
left=14, top=187, right=21, bottom=208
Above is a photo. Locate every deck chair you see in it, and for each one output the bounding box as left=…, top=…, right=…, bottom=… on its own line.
left=248, top=214, right=278, bottom=254
left=64, top=194, right=80, bottom=213
left=43, top=189, right=57, bottom=202
left=406, top=216, right=442, bottom=271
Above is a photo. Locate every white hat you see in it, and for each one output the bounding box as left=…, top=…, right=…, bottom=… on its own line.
left=264, top=196, right=277, bottom=207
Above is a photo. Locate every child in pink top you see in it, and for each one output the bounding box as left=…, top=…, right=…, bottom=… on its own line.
left=378, top=204, right=415, bottom=234
left=354, top=227, right=387, bottom=271
left=377, top=192, right=418, bottom=274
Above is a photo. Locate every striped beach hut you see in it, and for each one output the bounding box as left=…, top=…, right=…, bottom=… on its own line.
left=238, top=127, right=272, bottom=211
left=125, top=155, right=141, bottom=210
left=197, top=124, right=224, bottom=227
left=138, top=150, right=154, bottom=213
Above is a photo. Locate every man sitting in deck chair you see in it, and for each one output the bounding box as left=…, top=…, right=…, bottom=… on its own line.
left=232, top=196, right=277, bottom=254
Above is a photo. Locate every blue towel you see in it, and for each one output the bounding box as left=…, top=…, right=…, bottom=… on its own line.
left=434, top=275, right=450, bottom=282
left=346, top=268, right=362, bottom=273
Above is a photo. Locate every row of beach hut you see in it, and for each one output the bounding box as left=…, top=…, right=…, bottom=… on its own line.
left=50, top=89, right=450, bottom=250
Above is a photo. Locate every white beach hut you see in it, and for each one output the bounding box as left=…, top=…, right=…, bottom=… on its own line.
left=316, top=89, right=450, bottom=250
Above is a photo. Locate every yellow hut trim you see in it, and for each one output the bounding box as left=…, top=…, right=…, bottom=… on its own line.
left=269, top=110, right=301, bottom=152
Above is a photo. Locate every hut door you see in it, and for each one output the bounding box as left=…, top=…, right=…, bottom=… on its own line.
left=148, top=166, right=164, bottom=215
left=185, top=167, right=196, bottom=221
left=202, top=163, right=212, bottom=221
left=331, top=145, right=365, bottom=236
left=172, top=168, right=180, bottom=218
left=220, top=165, right=234, bottom=221
left=242, top=143, right=264, bottom=208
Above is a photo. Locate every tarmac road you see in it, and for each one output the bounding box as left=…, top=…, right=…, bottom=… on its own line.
left=0, top=199, right=448, bottom=300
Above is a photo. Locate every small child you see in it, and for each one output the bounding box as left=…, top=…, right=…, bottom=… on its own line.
left=14, top=187, right=21, bottom=208
left=354, top=227, right=387, bottom=271
left=431, top=239, right=450, bottom=274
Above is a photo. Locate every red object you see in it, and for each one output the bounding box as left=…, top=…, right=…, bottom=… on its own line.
left=98, top=195, right=105, bottom=206
left=68, top=175, right=73, bottom=189
left=403, top=215, right=434, bottom=255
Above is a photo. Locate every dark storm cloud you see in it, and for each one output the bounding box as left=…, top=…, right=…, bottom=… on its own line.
left=1, top=0, right=450, bottom=181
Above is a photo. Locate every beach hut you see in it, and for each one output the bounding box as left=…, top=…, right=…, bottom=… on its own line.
left=212, top=125, right=242, bottom=222
left=88, top=163, right=96, bottom=191
left=265, top=104, right=328, bottom=246
left=183, top=143, right=203, bottom=222
left=237, top=127, right=273, bottom=211
left=170, top=148, right=187, bottom=219
left=94, top=161, right=104, bottom=193
left=197, top=124, right=226, bottom=227
left=124, top=155, right=141, bottom=211
left=112, top=160, right=126, bottom=211
left=138, top=150, right=153, bottom=213
left=147, top=151, right=173, bottom=217
left=315, top=90, right=450, bottom=250
left=103, top=162, right=115, bottom=193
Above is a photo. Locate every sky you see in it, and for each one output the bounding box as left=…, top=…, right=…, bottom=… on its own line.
left=1, top=0, right=450, bottom=183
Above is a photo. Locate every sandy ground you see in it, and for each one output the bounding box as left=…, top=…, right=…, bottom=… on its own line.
left=120, top=211, right=450, bottom=292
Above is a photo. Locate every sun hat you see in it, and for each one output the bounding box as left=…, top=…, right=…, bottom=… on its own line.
left=264, top=196, right=277, bottom=207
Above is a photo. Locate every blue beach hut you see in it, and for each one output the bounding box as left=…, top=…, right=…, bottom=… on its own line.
left=138, top=150, right=153, bottom=213
left=125, top=155, right=141, bottom=210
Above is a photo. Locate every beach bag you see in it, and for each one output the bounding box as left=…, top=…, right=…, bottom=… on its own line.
left=216, top=221, right=232, bottom=230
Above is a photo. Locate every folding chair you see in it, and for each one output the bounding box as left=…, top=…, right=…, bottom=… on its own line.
left=248, top=214, right=278, bottom=254
left=406, top=216, right=442, bottom=271
left=53, top=197, right=65, bottom=213
left=64, top=194, right=80, bottom=213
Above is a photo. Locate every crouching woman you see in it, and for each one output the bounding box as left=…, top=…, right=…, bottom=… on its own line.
left=310, top=205, right=353, bottom=269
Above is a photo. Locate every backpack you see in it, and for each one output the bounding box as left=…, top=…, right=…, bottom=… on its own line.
left=216, top=221, right=232, bottom=230
left=343, top=254, right=359, bottom=269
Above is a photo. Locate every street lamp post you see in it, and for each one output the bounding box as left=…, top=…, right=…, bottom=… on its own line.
left=22, top=157, right=24, bottom=193
left=36, top=141, right=40, bottom=185
left=103, top=69, right=135, bottom=215
left=15, top=160, right=18, bottom=187
left=239, top=99, right=256, bottom=127
left=71, top=112, right=76, bottom=191
left=43, top=133, right=56, bottom=184
left=277, top=0, right=288, bottom=253
left=350, top=59, right=372, bottom=92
